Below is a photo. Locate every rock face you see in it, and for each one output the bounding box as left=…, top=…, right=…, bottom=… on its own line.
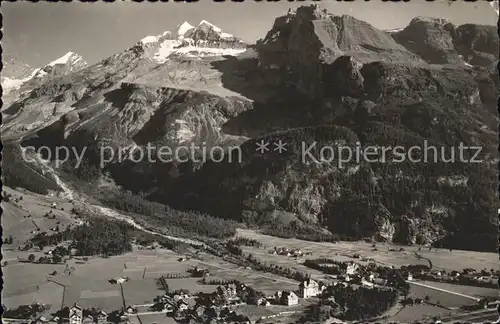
left=391, top=17, right=498, bottom=67
left=1, top=52, right=88, bottom=106
left=160, top=7, right=498, bottom=248
left=3, top=5, right=498, bottom=251
left=138, top=20, right=247, bottom=63
left=255, top=5, right=423, bottom=99
left=2, top=25, right=255, bottom=140
left=20, top=82, right=253, bottom=162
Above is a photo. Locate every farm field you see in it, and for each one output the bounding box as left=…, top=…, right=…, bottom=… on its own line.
left=416, top=280, right=499, bottom=299
left=3, top=254, right=67, bottom=296
left=236, top=229, right=499, bottom=273
left=122, top=279, right=167, bottom=306
left=136, top=313, right=178, bottom=324
left=239, top=246, right=337, bottom=284
left=2, top=246, right=301, bottom=314
left=385, top=305, right=459, bottom=323
left=408, top=283, right=478, bottom=308
left=2, top=186, right=79, bottom=245
left=2, top=281, right=65, bottom=318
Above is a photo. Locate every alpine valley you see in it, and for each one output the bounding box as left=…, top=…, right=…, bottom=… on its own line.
left=2, top=5, right=498, bottom=253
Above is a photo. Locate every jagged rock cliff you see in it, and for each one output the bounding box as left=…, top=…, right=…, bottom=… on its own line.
left=391, top=17, right=498, bottom=67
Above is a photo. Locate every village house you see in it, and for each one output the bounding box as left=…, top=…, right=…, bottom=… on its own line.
left=431, top=270, right=442, bottom=276
left=216, top=284, right=238, bottom=299
left=125, top=306, right=137, bottom=314
left=346, top=262, right=359, bottom=275
left=171, top=290, right=190, bottom=300
left=156, top=294, right=170, bottom=303
left=176, top=299, right=189, bottom=312
left=255, top=297, right=270, bottom=307
left=275, top=291, right=299, bottom=306
left=193, top=304, right=207, bottom=317
left=283, top=291, right=299, bottom=306
left=69, top=304, right=83, bottom=324
left=361, top=278, right=374, bottom=288
left=299, top=278, right=320, bottom=298
left=190, top=266, right=210, bottom=277
left=97, top=311, right=107, bottom=324
left=33, top=316, right=49, bottom=324
left=164, top=303, right=175, bottom=313
left=109, top=276, right=128, bottom=284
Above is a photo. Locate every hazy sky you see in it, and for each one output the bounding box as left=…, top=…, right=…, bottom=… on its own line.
left=3, top=0, right=497, bottom=67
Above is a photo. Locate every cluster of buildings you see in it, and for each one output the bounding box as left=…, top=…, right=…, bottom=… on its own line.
left=269, top=247, right=308, bottom=258
left=188, top=266, right=210, bottom=277
left=407, top=265, right=498, bottom=288
left=148, top=285, right=253, bottom=323
left=29, top=304, right=109, bottom=324
left=313, top=260, right=399, bottom=288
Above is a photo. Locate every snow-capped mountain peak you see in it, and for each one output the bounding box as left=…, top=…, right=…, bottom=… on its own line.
left=48, top=51, right=78, bottom=66
left=135, top=20, right=247, bottom=64
left=193, top=20, right=235, bottom=40
left=198, top=20, right=221, bottom=31
left=141, top=35, right=160, bottom=44
left=1, top=52, right=87, bottom=99
left=177, top=21, right=195, bottom=37
left=35, top=52, right=87, bottom=78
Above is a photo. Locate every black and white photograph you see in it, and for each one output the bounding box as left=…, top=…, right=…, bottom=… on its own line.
left=1, top=0, right=499, bottom=323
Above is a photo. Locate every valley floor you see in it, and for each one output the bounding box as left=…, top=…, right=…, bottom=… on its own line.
left=2, top=185, right=499, bottom=323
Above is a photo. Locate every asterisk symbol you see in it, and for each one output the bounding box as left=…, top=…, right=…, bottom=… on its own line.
left=256, top=140, right=270, bottom=153
left=273, top=140, right=287, bottom=153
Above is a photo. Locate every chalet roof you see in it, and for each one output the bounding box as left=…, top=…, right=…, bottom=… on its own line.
left=299, top=278, right=319, bottom=288
left=71, top=303, right=83, bottom=310
left=283, top=290, right=298, bottom=298
left=177, top=299, right=189, bottom=305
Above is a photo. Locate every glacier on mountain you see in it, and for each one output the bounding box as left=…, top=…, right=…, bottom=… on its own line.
left=137, top=20, right=247, bottom=63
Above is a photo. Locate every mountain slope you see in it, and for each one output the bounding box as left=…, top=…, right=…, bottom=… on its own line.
left=1, top=52, right=88, bottom=106
left=391, top=17, right=498, bottom=67
left=255, top=5, right=424, bottom=99
left=2, top=21, right=260, bottom=159
left=138, top=20, right=247, bottom=63
left=164, top=60, right=498, bottom=249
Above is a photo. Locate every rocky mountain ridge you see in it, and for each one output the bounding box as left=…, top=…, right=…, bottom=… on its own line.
left=2, top=51, right=88, bottom=105
left=391, top=16, right=498, bottom=67
left=137, top=20, right=247, bottom=63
